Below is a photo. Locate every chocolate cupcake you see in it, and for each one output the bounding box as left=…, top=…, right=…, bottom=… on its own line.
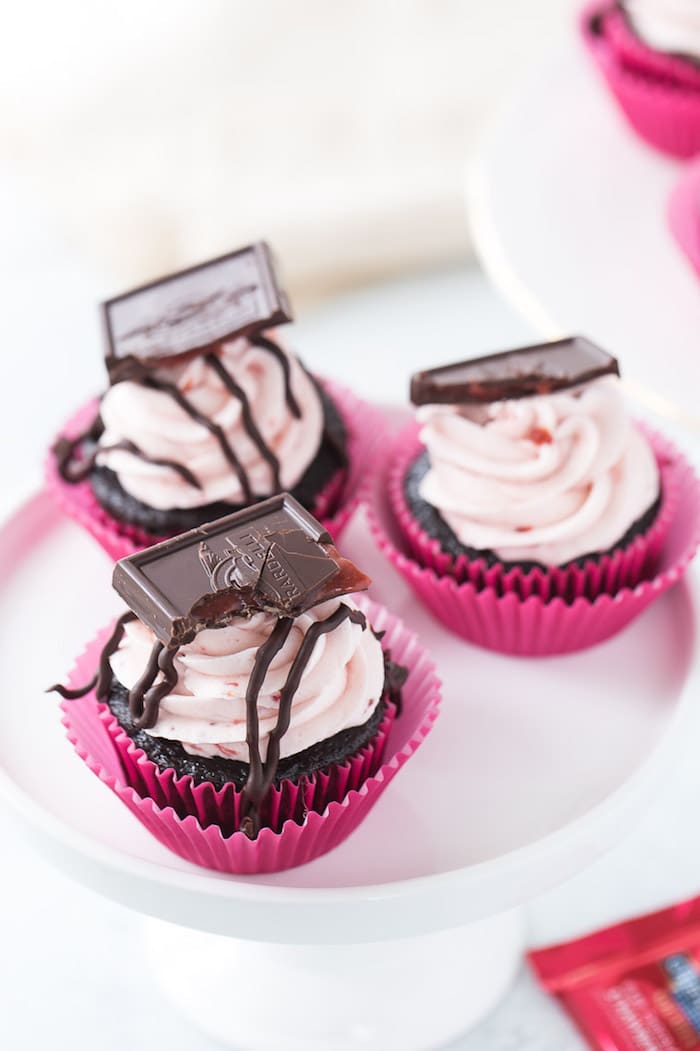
left=365, top=336, right=700, bottom=656
left=393, top=338, right=669, bottom=595
left=50, top=495, right=428, bottom=866
left=48, top=242, right=382, bottom=558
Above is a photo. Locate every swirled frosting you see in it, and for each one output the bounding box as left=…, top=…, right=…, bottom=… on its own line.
left=625, top=0, right=700, bottom=58
left=416, top=377, right=659, bottom=565
left=109, top=597, right=385, bottom=761
left=96, top=334, right=324, bottom=509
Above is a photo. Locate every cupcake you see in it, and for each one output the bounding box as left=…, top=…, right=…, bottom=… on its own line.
left=581, top=0, right=700, bottom=158
left=49, top=494, right=440, bottom=873
left=48, top=242, right=383, bottom=557
left=367, top=336, right=700, bottom=655
left=669, top=154, right=700, bottom=278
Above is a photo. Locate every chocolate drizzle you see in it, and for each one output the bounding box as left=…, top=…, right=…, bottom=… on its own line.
left=240, top=615, right=295, bottom=837
left=47, top=612, right=136, bottom=700
left=205, top=351, right=282, bottom=492
left=56, top=432, right=202, bottom=490
left=136, top=370, right=255, bottom=502
left=128, top=642, right=179, bottom=730
left=53, top=412, right=104, bottom=482
left=115, top=332, right=305, bottom=499
left=56, top=327, right=317, bottom=499
left=95, top=336, right=302, bottom=500
left=241, top=602, right=367, bottom=836
left=251, top=333, right=301, bottom=418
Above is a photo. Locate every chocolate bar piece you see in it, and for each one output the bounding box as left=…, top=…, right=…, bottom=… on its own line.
left=410, top=336, right=619, bottom=406
left=103, top=242, right=292, bottom=375
left=112, top=494, right=370, bottom=645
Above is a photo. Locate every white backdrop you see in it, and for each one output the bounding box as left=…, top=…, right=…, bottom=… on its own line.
left=0, top=0, right=575, bottom=298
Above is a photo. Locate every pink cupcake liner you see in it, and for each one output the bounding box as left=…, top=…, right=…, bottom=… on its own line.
left=386, top=421, right=682, bottom=603
left=59, top=597, right=441, bottom=874
left=367, top=425, right=700, bottom=656
left=669, top=156, right=700, bottom=278
left=581, top=1, right=700, bottom=158
left=602, top=4, right=700, bottom=90
left=45, top=377, right=386, bottom=559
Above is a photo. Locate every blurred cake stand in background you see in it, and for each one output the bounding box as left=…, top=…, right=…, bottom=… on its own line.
left=467, top=26, right=700, bottom=431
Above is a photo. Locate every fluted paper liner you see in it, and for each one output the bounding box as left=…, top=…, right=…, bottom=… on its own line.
left=386, top=421, right=681, bottom=602
left=46, top=378, right=386, bottom=555
left=59, top=597, right=441, bottom=874
left=367, top=423, right=700, bottom=655
left=581, top=1, right=700, bottom=159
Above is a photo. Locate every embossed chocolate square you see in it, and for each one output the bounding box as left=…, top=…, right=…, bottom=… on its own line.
left=410, top=336, right=619, bottom=406
left=103, top=241, right=292, bottom=376
left=112, top=494, right=370, bottom=645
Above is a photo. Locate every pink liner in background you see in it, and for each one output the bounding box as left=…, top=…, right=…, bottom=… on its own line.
left=668, top=156, right=700, bottom=280
left=387, top=421, right=681, bottom=602
left=580, top=1, right=700, bottom=159
left=366, top=425, right=700, bottom=656
left=45, top=377, right=385, bottom=558
left=60, top=597, right=441, bottom=874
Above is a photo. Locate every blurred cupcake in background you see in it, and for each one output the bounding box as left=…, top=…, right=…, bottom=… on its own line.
left=47, top=242, right=385, bottom=558
left=581, top=0, right=700, bottom=157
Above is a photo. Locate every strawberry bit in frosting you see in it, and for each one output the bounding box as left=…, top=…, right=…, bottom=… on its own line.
left=416, top=377, right=660, bottom=566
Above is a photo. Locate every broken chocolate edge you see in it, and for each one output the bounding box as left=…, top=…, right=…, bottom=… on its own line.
left=111, top=493, right=365, bottom=646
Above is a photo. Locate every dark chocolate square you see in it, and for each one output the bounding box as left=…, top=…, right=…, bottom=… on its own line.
left=410, top=336, right=619, bottom=406
left=103, top=242, right=292, bottom=373
left=112, top=494, right=369, bottom=645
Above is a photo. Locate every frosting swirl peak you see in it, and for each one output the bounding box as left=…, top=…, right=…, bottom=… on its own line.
left=109, top=597, right=385, bottom=761
left=416, top=377, right=659, bottom=565
left=96, top=334, right=324, bottom=509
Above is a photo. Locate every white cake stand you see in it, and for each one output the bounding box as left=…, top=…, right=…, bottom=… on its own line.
left=1, top=485, right=698, bottom=1050
left=467, top=28, right=700, bottom=431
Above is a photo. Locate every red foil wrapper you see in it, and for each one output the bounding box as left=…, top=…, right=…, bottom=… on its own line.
left=530, top=896, right=700, bottom=1049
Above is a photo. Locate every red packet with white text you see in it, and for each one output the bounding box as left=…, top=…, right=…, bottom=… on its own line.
left=529, top=896, right=700, bottom=1050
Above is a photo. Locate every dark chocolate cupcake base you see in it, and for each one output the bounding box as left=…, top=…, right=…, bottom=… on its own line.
left=88, top=381, right=347, bottom=535
left=404, top=449, right=662, bottom=574
left=107, top=679, right=388, bottom=791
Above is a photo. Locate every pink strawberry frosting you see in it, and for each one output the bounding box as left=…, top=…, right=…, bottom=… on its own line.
left=416, top=377, right=660, bottom=565
left=109, top=596, right=385, bottom=761
left=96, top=334, right=324, bottom=509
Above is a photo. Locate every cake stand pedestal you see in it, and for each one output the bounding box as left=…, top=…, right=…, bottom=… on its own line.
left=142, top=911, right=522, bottom=1050
left=1, top=492, right=698, bottom=1049
left=467, top=28, right=700, bottom=431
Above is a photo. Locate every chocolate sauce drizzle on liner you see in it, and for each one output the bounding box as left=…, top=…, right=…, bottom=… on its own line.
left=55, top=334, right=303, bottom=500
left=49, top=603, right=371, bottom=838
left=47, top=612, right=136, bottom=700
left=240, top=603, right=367, bottom=836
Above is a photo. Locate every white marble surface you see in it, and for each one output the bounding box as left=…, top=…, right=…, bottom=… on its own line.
left=3, top=224, right=700, bottom=1048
